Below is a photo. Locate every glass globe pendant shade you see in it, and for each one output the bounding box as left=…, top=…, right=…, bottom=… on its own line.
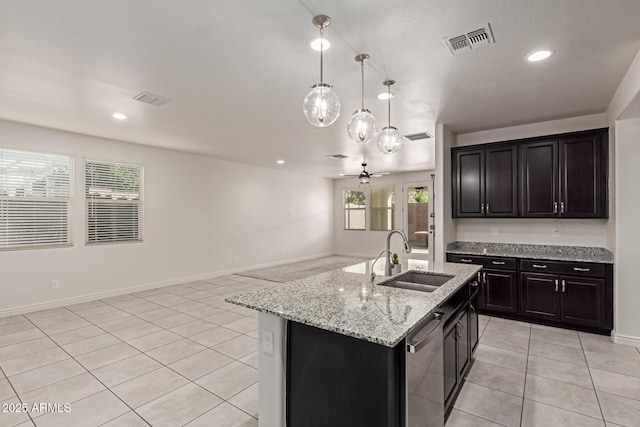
left=376, top=126, right=404, bottom=154
left=303, top=83, right=341, bottom=127
left=359, top=176, right=370, bottom=185
left=347, top=109, right=377, bottom=143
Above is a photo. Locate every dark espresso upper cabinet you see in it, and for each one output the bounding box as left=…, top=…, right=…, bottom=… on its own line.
left=520, top=140, right=559, bottom=217
left=560, top=133, right=607, bottom=218
left=452, top=145, right=517, bottom=218
left=452, top=128, right=608, bottom=219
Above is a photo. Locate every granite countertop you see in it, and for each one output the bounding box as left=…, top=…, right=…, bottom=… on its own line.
left=226, top=258, right=481, bottom=348
left=446, top=241, right=614, bottom=264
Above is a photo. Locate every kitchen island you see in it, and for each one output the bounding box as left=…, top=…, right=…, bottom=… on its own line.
left=226, top=258, right=481, bottom=427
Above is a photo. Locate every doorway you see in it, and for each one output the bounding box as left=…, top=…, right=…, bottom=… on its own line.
left=402, top=178, right=434, bottom=261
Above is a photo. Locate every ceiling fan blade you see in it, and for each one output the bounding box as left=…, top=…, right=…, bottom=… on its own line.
left=340, top=174, right=360, bottom=178
left=370, top=172, right=390, bottom=177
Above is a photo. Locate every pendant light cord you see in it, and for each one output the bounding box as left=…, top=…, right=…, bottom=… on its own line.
left=387, top=85, right=391, bottom=127
left=319, top=28, right=324, bottom=84
left=361, top=61, right=365, bottom=109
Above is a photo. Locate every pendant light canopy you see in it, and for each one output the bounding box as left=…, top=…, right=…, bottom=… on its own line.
left=376, top=80, right=404, bottom=155
left=303, top=15, right=340, bottom=127
left=347, top=54, right=378, bottom=144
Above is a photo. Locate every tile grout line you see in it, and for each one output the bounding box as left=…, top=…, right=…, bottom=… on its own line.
left=0, top=365, right=36, bottom=426
left=86, top=283, right=260, bottom=423
left=2, top=277, right=265, bottom=425
left=21, top=311, right=152, bottom=426
left=577, top=333, right=607, bottom=423
left=518, top=322, right=532, bottom=426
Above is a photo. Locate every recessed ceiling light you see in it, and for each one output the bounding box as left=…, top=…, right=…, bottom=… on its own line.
left=310, top=37, right=330, bottom=51
left=377, top=92, right=394, bottom=100
left=338, top=173, right=345, bottom=176
left=277, top=160, right=285, bottom=164
left=112, top=113, right=127, bottom=120
left=526, top=49, right=555, bottom=62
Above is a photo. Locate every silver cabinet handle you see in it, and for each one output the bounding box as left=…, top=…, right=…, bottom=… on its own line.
left=560, top=201, right=565, bottom=214
left=481, top=203, right=485, bottom=215
left=460, top=258, right=473, bottom=263
left=533, top=264, right=547, bottom=269
left=555, top=279, right=559, bottom=292
left=483, top=272, right=487, bottom=283
left=562, top=279, right=566, bottom=293
left=573, top=267, right=590, bottom=272
left=407, top=312, right=443, bottom=354
left=554, top=202, right=558, bottom=214
left=492, top=261, right=505, bottom=265
left=486, top=203, right=490, bottom=213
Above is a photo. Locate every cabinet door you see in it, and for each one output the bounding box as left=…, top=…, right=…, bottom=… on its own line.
left=520, top=140, right=559, bottom=217
left=457, top=309, right=470, bottom=379
left=453, top=149, right=485, bottom=217
left=560, top=275, right=606, bottom=328
left=520, top=273, right=560, bottom=321
left=483, top=269, right=518, bottom=313
left=469, top=303, right=479, bottom=353
left=485, top=145, right=518, bottom=217
left=443, top=322, right=458, bottom=404
left=559, top=133, right=606, bottom=218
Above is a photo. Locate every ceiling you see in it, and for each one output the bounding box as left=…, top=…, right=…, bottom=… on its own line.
left=1, top=0, right=640, bottom=178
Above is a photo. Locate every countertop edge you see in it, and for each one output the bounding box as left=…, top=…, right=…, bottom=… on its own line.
left=446, top=248, right=614, bottom=264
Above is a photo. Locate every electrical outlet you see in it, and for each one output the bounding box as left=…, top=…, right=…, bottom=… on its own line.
left=287, top=211, right=294, bottom=218
left=233, top=256, right=239, bottom=263
left=552, top=230, right=561, bottom=238
left=262, top=330, right=274, bottom=355
left=286, top=248, right=292, bottom=255
left=491, top=228, right=498, bottom=236
left=51, top=280, right=59, bottom=290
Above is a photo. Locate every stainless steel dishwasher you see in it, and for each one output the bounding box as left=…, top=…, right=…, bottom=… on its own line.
left=405, top=311, right=444, bottom=427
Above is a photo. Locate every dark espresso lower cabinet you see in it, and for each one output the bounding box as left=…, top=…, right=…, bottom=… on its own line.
left=447, top=254, right=613, bottom=334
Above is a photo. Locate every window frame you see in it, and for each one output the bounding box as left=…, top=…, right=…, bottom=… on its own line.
left=369, top=185, right=395, bottom=231
left=84, top=158, right=144, bottom=245
left=343, top=188, right=367, bottom=231
left=0, top=147, right=74, bottom=251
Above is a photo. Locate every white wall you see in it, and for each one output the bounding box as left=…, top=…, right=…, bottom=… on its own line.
left=434, top=123, right=456, bottom=261
left=0, top=119, right=334, bottom=314
left=333, top=171, right=431, bottom=257
left=453, top=113, right=611, bottom=248
left=612, top=117, right=640, bottom=343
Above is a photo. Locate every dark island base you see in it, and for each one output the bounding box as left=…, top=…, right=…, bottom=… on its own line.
left=286, top=321, right=405, bottom=427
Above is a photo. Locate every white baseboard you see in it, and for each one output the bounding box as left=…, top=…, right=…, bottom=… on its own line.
left=612, top=331, right=640, bottom=347
left=0, top=252, right=334, bottom=319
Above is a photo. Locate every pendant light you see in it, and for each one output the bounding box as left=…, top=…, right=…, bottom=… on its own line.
left=347, top=54, right=377, bottom=144
left=303, top=15, right=340, bottom=127
left=376, top=80, right=404, bottom=154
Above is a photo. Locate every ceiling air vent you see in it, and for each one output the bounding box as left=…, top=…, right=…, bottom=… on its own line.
left=404, top=132, right=432, bottom=141
left=133, top=91, right=171, bottom=107
left=327, top=154, right=349, bottom=159
left=444, top=23, right=494, bottom=56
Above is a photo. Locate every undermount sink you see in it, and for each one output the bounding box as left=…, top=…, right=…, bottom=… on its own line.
left=379, top=272, right=454, bottom=293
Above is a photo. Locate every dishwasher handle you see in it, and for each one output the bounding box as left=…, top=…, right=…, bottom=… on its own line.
left=407, top=312, right=443, bottom=354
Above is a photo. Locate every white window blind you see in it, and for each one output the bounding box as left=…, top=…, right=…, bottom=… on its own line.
left=344, top=189, right=366, bottom=230
left=0, top=148, right=73, bottom=250
left=85, top=159, right=143, bottom=244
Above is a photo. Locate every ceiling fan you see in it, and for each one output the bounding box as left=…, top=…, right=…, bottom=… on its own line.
left=341, top=162, right=389, bottom=184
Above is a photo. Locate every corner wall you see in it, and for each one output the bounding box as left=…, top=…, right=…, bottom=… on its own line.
left=0, top=119, right=334, bottom=314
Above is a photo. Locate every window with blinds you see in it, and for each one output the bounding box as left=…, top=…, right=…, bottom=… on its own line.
left=0, top=148, right=73, bottom=250
left=370, top=186, right=395, bottom=231
left=85, top=159, right=143, bottom=244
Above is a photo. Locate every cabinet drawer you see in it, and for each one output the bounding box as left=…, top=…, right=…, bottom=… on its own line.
left=449, top=254, right=516, bottom=270
left=520, top=259, right=605, bottom=277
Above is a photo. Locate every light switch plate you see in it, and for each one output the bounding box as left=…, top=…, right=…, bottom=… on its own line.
left=262, top=330, right=274, bottom=355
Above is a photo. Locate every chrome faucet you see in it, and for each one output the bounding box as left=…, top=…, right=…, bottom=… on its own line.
left=370, top=249, right=393, bottom=283
left=385, top=229, right=412, bottom=276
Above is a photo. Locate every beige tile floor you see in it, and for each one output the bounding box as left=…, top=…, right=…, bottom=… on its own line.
left=448, top=315, right=640, bottom=427
left=0, top=275, right=639, bottom=426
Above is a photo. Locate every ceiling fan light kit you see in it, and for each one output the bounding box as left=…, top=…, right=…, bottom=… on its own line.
left=347, top=54, right=378, bottom=144
left=303, top=15, right=341, bottom=127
